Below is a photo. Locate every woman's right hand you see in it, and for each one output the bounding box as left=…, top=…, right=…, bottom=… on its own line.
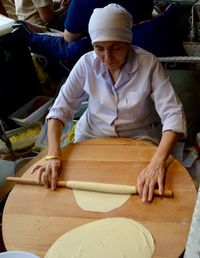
left=31, top=159, right=62, bottom=190
left=33, top=118, right=64, bottom=189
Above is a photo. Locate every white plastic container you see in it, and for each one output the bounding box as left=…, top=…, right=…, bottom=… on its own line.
left=0, top=123, right=41, bottom=153
left=0, top=15, right=15, bottom=37
left=0, top=251, right=39, bottom=258
left=9, top=96, right=54, bottom=127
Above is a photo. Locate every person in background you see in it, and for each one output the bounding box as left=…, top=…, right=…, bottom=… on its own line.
left=63, top=0, right=154, bottom=43
left=14, top=0, right=70, bottom=31
left=18, top=0, right=154, bottom=79
left=0, top=0, right=8, bottom=16
left=32, top=4, right=186, bottom=203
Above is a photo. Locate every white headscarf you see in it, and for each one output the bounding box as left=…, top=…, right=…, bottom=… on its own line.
left=88, top=4, right=133, bottom=44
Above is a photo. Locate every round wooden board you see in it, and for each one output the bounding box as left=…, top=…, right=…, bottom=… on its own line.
left=2, top=138, right=197, bottom=258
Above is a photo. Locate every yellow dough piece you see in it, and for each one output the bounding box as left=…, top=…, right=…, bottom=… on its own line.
left=66, top=180, right=137, bottom=194
left=66, top=181, right=134, bottom=212
left=73, top=190, right=130, bottom=212
left=45, top=217, right=155, bottom=258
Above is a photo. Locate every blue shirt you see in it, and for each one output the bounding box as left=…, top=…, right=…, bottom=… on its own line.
left=64, top=0, right=154, bottom=34
left=47, top=46, right=186, bottom=143
left=64, top=1, right=186, bottom=57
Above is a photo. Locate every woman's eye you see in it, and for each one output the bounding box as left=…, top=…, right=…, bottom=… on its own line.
left=112, top=46, right=123, bottom=51
left=95, top=47, right=103, bottom=51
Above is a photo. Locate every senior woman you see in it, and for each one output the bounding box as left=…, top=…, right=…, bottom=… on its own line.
left=33, top=4, right=186, bottom=202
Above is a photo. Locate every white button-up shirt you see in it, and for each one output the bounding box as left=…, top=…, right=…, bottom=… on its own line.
left=47, top=46, right=186, bottom=143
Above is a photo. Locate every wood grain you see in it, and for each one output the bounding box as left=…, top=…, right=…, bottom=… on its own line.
left=2, top=138, right=197, bottom=258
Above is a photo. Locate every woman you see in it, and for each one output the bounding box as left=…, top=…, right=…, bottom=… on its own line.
left=33, top=4, right=186, bottom=202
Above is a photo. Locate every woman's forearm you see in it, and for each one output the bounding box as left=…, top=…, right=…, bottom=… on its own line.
left=152, top=130, right=180, bottom=163
left=47, top=118, right=64, bottom=157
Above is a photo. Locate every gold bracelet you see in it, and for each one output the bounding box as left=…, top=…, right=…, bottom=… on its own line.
left=45, top=155, right=61, bottom=161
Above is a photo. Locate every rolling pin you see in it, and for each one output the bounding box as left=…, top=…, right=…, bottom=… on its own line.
left=6, top=176, right=173, bottom=197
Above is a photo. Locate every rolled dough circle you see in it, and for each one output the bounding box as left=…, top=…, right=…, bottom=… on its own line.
left=73, top=190, right=131, bottom=212
left=45, top=217, right=155, bottom=258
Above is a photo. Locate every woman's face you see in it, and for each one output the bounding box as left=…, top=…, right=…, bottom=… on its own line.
left=93, top=41, right=130, bottom=71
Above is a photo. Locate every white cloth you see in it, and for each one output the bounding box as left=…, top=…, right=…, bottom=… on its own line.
left=47, top=46, right=186, bottom=143
left=15, top=0, right=53, bottom=25
left=88, top=4, right=133, bottom=44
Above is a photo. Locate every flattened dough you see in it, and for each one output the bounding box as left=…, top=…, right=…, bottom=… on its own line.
left=73, top=190, right=130, bottom=212
left=45, top=217, right=155, bottom=258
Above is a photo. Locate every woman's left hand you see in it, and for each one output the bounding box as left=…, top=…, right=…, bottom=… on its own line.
left=136, top=159, right=166, bottom=202
left=136, top=131, right=179, bottom=202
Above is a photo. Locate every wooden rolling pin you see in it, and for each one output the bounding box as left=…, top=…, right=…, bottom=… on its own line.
left=7, top=177, right=173, bottom=197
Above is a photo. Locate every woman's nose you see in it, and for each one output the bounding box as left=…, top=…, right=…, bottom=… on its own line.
left=104, top=50, right=113, bottom=61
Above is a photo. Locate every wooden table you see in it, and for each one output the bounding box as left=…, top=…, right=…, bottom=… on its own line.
left=2, top=138, right=197, bottom=258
